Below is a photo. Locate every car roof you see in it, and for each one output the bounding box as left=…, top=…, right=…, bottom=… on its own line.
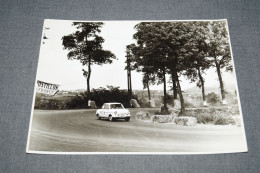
left=106, top=102, right=121, bottom=104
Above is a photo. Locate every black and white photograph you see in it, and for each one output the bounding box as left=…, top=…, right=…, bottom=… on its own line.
left=26, top=19, right=248, bottom=154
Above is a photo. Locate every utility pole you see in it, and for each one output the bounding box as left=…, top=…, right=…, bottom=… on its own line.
left=126, top=47, right=132, bottom=106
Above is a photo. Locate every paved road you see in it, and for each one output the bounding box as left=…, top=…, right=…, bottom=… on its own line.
left=27, top=109, right=247, bottom=153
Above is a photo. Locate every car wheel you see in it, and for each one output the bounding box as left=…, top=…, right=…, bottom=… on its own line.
left=108, top=115, right=113, bottom=122
left=125, top=117, right=130, bottom=121
left=97, top=114, right=101, bottom=120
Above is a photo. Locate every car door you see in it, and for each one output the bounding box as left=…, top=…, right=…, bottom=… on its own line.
left=99, top=104, right=105, bottom=117
left=102, top=104, right=109, bottom=117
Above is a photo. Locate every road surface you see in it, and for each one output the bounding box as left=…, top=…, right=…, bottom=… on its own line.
left=27, top=109, right=247, bottom=153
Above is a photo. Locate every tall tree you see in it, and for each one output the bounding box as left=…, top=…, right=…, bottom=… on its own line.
left=142, top=73, right=151, bottom=100
left=142, top=70, right=157, bottom=100
left=207, top=21, right=231, bottom=103
left=126, top=44, right=159, bottom=101
left=170, top=74, right=178, bottom=100
left=133, top=22, right=194, bottom=114
left=183, top=21, right=210, bottom=105
left=62, top=22, right=116, bottom=94
left=133, top=22, right=172, bottom=113
left=125, top=44, right=136, bottom=103
left=162, top=21, right=196, bottom=114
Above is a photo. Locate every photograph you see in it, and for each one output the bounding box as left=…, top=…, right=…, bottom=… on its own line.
left=26, top=19, right=248, bottom=154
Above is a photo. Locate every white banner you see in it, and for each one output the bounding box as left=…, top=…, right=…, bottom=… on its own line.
left=36, top=80, right=59, bottom=95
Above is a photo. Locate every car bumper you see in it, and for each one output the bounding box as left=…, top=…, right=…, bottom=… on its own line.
left=113, top=114, right=130, bottom=118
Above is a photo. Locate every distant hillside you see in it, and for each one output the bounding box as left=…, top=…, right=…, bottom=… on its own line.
left=59, top=81, right=238, bottom=99
left=184, top=82, right=237, bottom=96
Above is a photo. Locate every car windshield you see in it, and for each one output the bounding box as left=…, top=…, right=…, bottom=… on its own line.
left=110, top=104, right=124, bottom=109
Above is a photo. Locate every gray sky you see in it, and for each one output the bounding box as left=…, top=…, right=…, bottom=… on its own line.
left=36, top=19, right=237, bottom=91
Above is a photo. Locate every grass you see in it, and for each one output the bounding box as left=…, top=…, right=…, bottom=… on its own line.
left=134, top=107, right=239, bottom=126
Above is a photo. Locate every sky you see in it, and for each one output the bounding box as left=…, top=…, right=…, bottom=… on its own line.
left=36, top=19, right=237, bottom=92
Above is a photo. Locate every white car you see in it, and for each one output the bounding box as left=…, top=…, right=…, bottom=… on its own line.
left=96, top=102, right=131, bottom=121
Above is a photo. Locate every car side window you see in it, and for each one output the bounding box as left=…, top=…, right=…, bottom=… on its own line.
left=104, top=104, right=109, bottom=109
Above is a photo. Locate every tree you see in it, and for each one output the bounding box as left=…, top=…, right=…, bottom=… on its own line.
left=169, top=74, right=178, bottom=100
left=142, top=71, right=157, bottom=100
left=183, top=21, right=210, bottom=105
left=133, top=22, right=196, bottom=114
left=207, top=21, right=232, bottom=103
left=161, top=21, right=195, bottom=114
left=62, top=22, right=116, bottom=94
left=133, top=21, right=231, bottom=114
left=125, top=44, right=134, bottom=103
left=126, top=44, right=159, bottom=102
left=133, top=22, right=172, bottom=113
left=133, top=22, right=194, bottom=114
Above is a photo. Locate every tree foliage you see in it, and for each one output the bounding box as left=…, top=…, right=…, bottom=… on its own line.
left=183, top=22, right=211, bottom=102
left=133, top=22, right=198, bottom=114
left=62, top=22, right=116, bottom=94
left=206, top=21, right=232, bottom=101
left=131, top=20, right=233, bottom=113
left=67, top=86, right=138, bottom=108
left=126, top=43, right=161, bottom=101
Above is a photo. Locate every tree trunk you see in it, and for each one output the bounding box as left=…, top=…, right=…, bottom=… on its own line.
left=147, top=80, right=151, bottom=100
left=87, top=59, right=91, bottom=95
left=171, top=72, right=177, bottom=107
left=215, top=60, right=226, bottom=101
left=127, top=57, right=132, bottom=106
left=162, top=68, right=168, bottom=113
left=171, top=71, right=178, bottom=100
left=127, top=70, right=131, bottom=104
left=197, top=68, right=206, bottom=102
left=176, top=74, right=185, bottom=115
left=173, top=79, right=177, bottom=99
left=129, top=67, right=132, bottom=99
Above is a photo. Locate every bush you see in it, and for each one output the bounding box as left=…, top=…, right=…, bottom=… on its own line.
left=90, top=86, right=138, bottom=108
left=161, top=93, right=174, bottom=106
left=34, top=86, right=139, bottom=109
left=184, top=108, right=214, bottom=123
left=206, top=92, right=220, bottom=104
left=195, top=114, right=215, bottom=124
left=174, top=117, right=197, bottom=126
left=138, top=98, right=150, bottom=108
left=66, top=86, right=139, bottom=109
left=183, top=108, right=239, bottom=125
left=213, top=115, right=236, bottom=125
left=34, top=94, right=68, bottom=109
left=65, top=94, right=88, bottom=109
